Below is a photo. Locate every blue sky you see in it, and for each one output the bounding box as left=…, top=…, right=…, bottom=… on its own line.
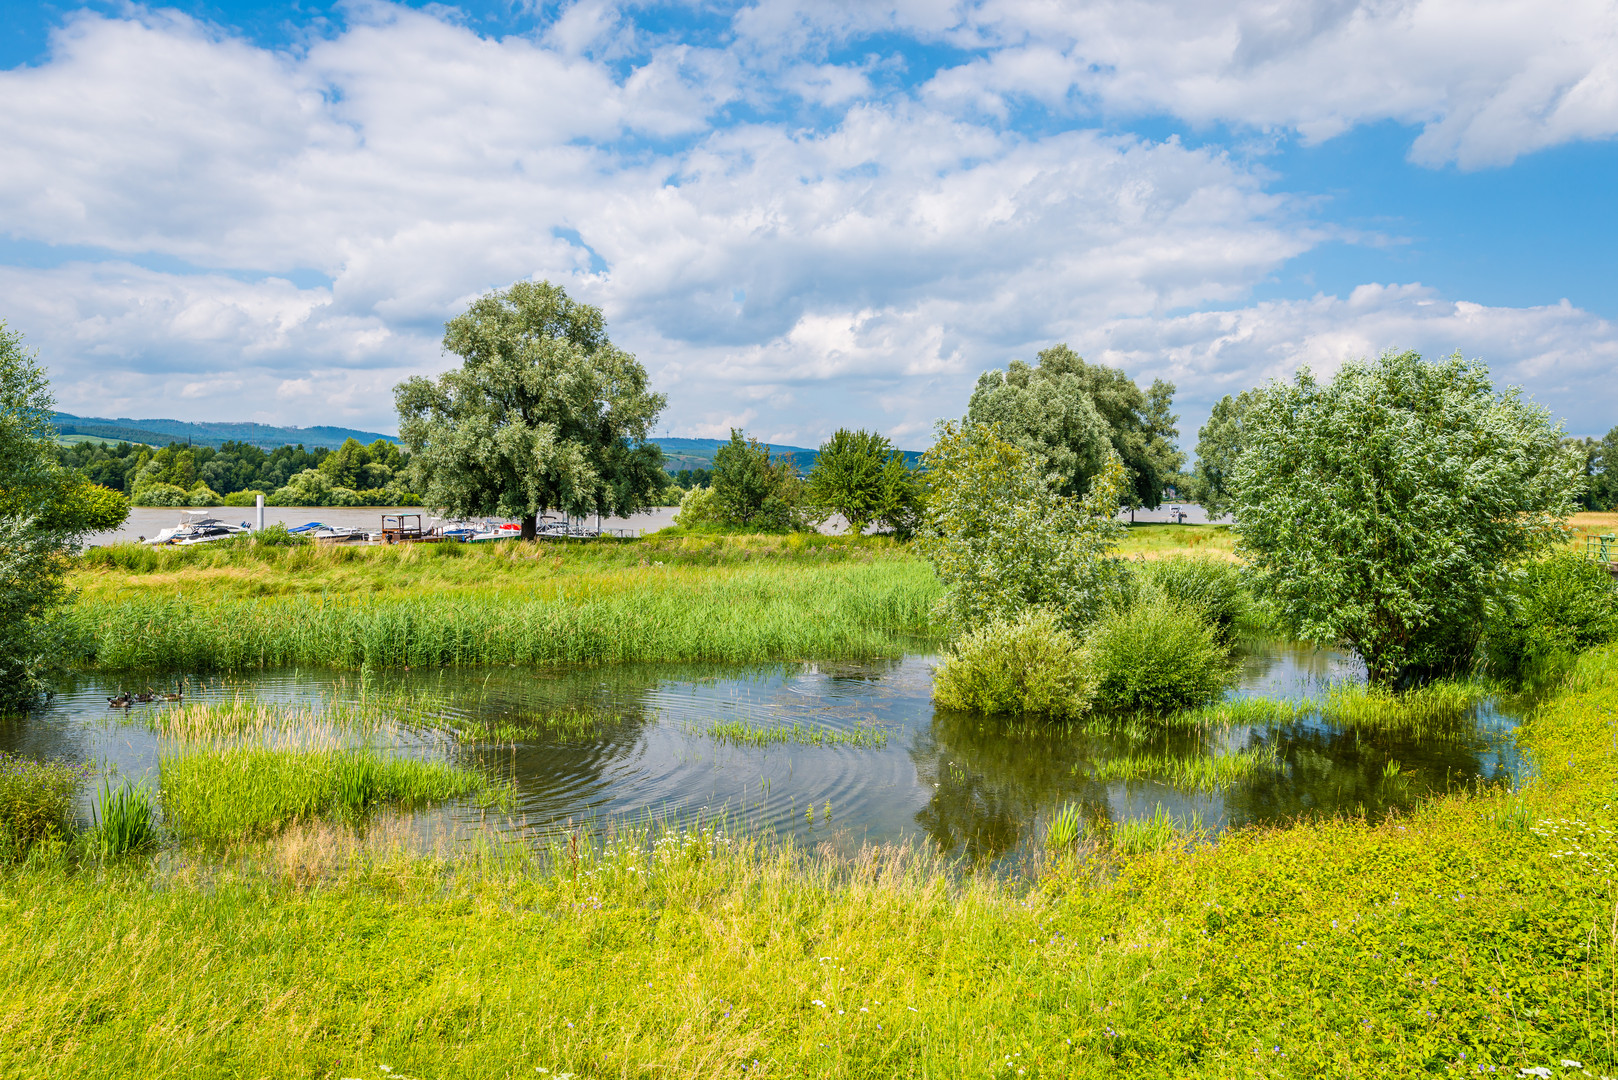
left=2, top=0, right=1615, bottom=448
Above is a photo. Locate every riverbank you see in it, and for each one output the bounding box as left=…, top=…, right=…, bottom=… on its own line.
left=64, top=529, right=1235, bottom=672
left=2, top=646, right=1612, bottom=1076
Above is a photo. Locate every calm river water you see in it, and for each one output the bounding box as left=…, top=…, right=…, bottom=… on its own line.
left=2, top=638, right=1526, bottom=861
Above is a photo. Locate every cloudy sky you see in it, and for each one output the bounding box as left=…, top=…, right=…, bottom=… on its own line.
left=3, top=0, right=1615, bottom=449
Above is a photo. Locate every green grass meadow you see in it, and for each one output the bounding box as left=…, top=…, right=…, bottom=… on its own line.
left=3, top=646, right=1616, bottom=1076
left=71, top=537, right=941, bottom=671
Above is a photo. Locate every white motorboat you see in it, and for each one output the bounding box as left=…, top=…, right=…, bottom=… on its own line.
left=147, top=510, right=252, bottom=546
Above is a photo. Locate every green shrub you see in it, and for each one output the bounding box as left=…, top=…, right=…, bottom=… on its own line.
left=0, top=753, right=89, bottom=860
left=932, top=607, right=1093, bottom=717
left=1134, top=557, right=1249, bottom=638
left=1486, top=552, right=1618, bottom=682
left=1087, top=595, right=1232, bottom=712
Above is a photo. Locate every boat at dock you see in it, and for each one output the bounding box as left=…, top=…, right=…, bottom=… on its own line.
left=145, top=510, right=253, bottom=546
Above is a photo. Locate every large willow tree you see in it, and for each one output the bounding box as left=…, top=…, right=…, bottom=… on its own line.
left=1232, top=350, right=1580, bottom=686
left=395, top=281, right=667, bottom=539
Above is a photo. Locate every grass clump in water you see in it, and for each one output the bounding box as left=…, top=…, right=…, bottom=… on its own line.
left=457, top=708, right=626, bottom=744
left=161, top=746, right=491, bottom=840
left=706, top=719, right=888, bottom=749
left=1083, top=745, right=1282, bottom=791
left=1158, top=696, right=1314, bottom=730
left=1322, top=679, right=1485, bottom=732
left=0, top=753, right=90, bottom=860
left=1091, top=802, right=1206, bottom=855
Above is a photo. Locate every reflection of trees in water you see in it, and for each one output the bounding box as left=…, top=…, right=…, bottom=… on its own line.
left=1219, top=715, right=1507, bottom=828
left=909, top=709, right=1264, bottom=860
left=910, top=702, right=1518, bottom=859
left=1232, top=635, right=1365, bottom=695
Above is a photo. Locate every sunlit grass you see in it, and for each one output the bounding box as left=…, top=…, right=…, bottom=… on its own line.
left=455, top=708, right=627, bottom=744
left=74, top=559, right=940, bottom=672
left=160, top=744, right=493, bottom=840
left=1321, top=679, right=1488, bottom=732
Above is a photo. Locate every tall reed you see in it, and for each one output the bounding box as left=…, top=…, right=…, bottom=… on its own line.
left=77, top=562, right=939, bottom=672
left=160, top=746, right=490, bottom=840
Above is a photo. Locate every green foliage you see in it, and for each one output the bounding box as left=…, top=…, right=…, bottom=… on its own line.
left=88, top=781, right=158, bottom=857
left=711, top=429, right=816, bottom=532
left=1133, top=557, right=1249, bottom=639
left=160, top=747, right=489, bottom=840
left=1485, top=552, right=1618, bottom=681
left=1087, top=596, right=1232, bottom=712
left=1232, top=350, right=1580, bottom=686
left=705, top=719, right=887, bottom=748
left=932, top=607, right=1094, bottom=718
left=804, top=428, right=924, bottom=536
left=919, top=421, right=1128, bottom=637
left=0, top=753, right=89, bottom=860
left=671, top=485, right=724, bottom=529
left=1, top=322, right=127, bottom=707
left=395, top=280, right=667, bottom=537
left=1189, top=389, right=1258, bottom=518
left=966, top=344, right=1177, bottom=508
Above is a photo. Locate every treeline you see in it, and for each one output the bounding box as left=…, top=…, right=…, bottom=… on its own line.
left=53, top=437, right=422, bottom=507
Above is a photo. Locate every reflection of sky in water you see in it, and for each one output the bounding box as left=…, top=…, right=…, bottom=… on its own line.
left=1, top=639, right=1529, bottom=863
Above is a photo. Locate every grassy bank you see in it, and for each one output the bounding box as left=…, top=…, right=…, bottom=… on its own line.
left=2, top=648, right=1615, bottom=1075
left=71, top=537, right=941, bottom=671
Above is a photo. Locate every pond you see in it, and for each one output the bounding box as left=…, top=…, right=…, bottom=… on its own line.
left=2, top=637, right=1528, bottom=862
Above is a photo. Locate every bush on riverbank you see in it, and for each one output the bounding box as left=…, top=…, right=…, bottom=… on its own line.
left=1486, top=552, right=1618, bottom=683
left=932, top=607, right=1094, bottom=717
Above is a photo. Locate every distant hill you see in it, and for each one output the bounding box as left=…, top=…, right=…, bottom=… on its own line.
left=47, top=415, right=922, bottom=467
left=653, top=436, right=923, bottom=472
left=50, top=413, right=399, bottom=451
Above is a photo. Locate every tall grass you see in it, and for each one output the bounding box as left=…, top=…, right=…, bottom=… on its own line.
left=1082, top=744, right=1282, bottom=791
left=1321, top=679, right=1486, bottom=732
left=1095, top=802, right=1207, bottom=854
left=88, top=781, right=159, bottom=856
left=76, top=561, right=940, bottom=672
left=160, top=746, right=491, bottom=840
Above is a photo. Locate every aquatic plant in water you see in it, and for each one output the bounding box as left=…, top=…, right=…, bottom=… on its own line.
left=160, top=745, right=491, bottom=840
left=705, top=720, right=888, bottom=749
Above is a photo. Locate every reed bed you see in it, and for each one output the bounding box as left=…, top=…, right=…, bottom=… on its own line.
left=77, top=561, right=940, bottom=672
left=1158, top=695, right=1316, bottom=729
left=705, top=719, right=889, bottom=749
left=160, top=745, right=491, bottom=840
left=1321, top=679, right=1488, bottom=732
left=1082, top=744, right=1282, bottom=791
